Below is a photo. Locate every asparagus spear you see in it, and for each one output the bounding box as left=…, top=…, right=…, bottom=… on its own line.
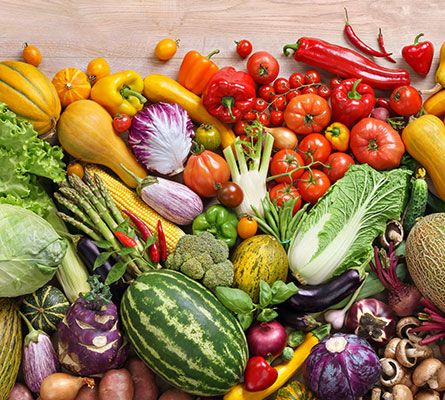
left=54, top=192, right=98, bottom=232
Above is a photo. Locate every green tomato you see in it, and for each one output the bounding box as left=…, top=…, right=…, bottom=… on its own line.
left=194, top=124, right=221, bottom=151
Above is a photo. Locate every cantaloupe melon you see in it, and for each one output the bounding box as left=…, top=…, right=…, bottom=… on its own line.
left=406, top=213, right=445, bottom=312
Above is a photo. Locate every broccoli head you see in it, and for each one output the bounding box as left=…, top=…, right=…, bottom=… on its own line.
left=165, top=232, right=234, bottom=290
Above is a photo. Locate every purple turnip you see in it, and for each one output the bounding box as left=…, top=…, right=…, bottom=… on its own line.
left=370, top=107, right=390, bottom=121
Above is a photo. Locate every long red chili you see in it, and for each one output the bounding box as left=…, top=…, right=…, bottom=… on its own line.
left=344, top=8, right=391, bottom=58
left=114, top=231, right=137, bottom=248
left=283, top=37, right=410, bottom=90
left=123, top=210, right=160, bottom=263
left=157, top=220, right=167, bottom=262
left=378, top=28, right=397, bottom=63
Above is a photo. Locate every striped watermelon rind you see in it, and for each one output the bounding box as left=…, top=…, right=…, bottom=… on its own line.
left=120, top=270, right=248, bottom=396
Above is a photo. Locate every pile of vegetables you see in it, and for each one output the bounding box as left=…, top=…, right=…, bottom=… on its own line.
left=3, top=11, right=445, bottom=400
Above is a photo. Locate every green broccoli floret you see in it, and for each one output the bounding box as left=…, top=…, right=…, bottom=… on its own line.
left=165, top=232, right=234, bottom=290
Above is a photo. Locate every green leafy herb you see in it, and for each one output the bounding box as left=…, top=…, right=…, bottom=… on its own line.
left=259, top=280, right=272, bottom=308
left=93, top=251, right=114, bottom=270
left=257, top=308, right=278, bottom=322
left=215, top=287, right=254, bottom=314
left=237, top=313, right=254, bottom=330
left=105, top=260, right=129, bottom=285
left=270, top=281, right=299, bottom=305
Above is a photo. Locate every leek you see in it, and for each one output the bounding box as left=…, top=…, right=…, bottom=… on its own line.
left=223, top=132, right=274, bottom=217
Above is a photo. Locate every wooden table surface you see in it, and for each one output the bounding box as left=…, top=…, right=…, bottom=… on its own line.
left=0, top=0, right=443, bottom=91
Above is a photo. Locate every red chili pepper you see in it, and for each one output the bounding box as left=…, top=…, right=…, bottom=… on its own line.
left=123, top=210, right=160, bottom=263
left=114, top=231, right=137, bottom=248
left=377, top=28, right=397, bottom=63
left=402, top=33, right=434, bottom=76
left=244, top=356, right=278, bottom=392
left=331, top=78, right=376, bottom=127
left=344, top=8, right=391, bottom=58
left=202, top=66, right=256, bottom=123
left=157, top=220, right=167, bottom=262
left=283, top=37, right=410, bottom=90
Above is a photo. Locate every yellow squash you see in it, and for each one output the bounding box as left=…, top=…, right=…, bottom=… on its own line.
left=0, top=60, right=61, bottom=135
left=424, top=90, right=445, bottom=117
left=143, top=74, right=236, bottom=149
left=57, top=100, right=146, bottom=188
left=402, top=114, right=445, bottom=200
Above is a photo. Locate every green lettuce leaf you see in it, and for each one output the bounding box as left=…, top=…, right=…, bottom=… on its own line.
left=288, top=164, right=410, bottom=285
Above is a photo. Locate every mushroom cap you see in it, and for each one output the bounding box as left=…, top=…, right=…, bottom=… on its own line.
left=413, top=358, right=443, bottom=387
left=385, top=338, right=402, bottom=359
left=396, top=317, right=421, bottom=342
left=393, top=384, right=413, bottom=400
left=414, top=389, right=440, bottom=400
left=397, top=339, right=419, bottom=368
left=380, top=358, right=406, bottom=387
left=436, top=366, right=445, bottom=391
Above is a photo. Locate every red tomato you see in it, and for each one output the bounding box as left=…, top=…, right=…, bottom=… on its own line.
left=247, top=51, right=280, bottom=85
left=183, top=150, right=230, bottom=197
left=269, top=184, right=302, bottom=214
left=323, top=152, right=355, bottom=182
left=113, top=114, right=132, bottom=133
left=270, top=110, right=284, bottom=126
left=330, top=76, right=342, bottom=89
left=270, top=149, right=305, bottom=184
left=271, top=95, right=287, bottom=111
left=286, top=91, right=299, bottom=102
left=317, top=84, right=331, bottom=99
left=253, top=98, right=268, bottom=112
left=258, top=85, right=276, bottom=101
left=389, top=86, right=422, bottom=116
left=298, top=133, right=332, bottom=165
left=301, top=86, right=318, bottom=95
left=304, top=70, right=321, bottom=84
left=235, top=39, right=253, bottom=59
left=297, top=170, right=331, bottom=204
left=234, top=120, right=249, bottom=136
left=257, top=112, right=270, bottom=127
left=289, top=72, right=306, bottom=88
left=217, top=181, right=244, bottom=208
left=243, top=110, right=257, bottom=121
left=274, top=78, right=290, bottom=94
left=350, top=118, right=405, bottom=170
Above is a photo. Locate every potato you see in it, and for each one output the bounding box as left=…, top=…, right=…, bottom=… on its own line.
left=76, top=385, right=99, bottom=400
left=125, top=357, right=158, bottom=400
left=7, top=383, right=33, bottom=400
left=159, top=389, right=194, bottom=400
left=98, top=369, right=134, bottom=400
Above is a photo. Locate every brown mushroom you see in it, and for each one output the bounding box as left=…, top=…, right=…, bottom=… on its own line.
left=413, top=359, right=444, bottom=390
left=397, top=317, right=422, bottom=343
left=371, top=387, right=383, bottom=400
left=415, top=389, right=440, bottom=400
left=435, top=365, right=445, bottom=391
left=380, top=220, right=404, bottom=248
left=381, top=358, right=406, bottom=387
left=382, top=384, right=414, bottom=400
left=396, top=339, right=433, bottom=368
left=385, top=338, right=402, bottom=359
left=400, top=371, right=419, bottom=395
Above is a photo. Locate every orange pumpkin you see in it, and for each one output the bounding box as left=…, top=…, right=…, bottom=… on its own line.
left=52, top=68, right=91, bottom=108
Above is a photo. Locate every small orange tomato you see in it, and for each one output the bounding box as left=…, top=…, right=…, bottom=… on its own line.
left=154, top=38, right=178, bottom=61
left=237, top=216, right=258, bottom=239
left=22, top=43, right=42, bottom=67
left=87, top=57, right=110, bottom=84
left=67, top=162, right=84, bottom=179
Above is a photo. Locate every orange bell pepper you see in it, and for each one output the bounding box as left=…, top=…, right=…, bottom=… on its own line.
left=178, top=49, right=220, bottom=95
left=325, top=122, right=350, bottom=151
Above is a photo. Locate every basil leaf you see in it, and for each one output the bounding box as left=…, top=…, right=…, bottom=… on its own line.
left=259, top=280, right=272, bottom=308
left=215, top=287, right=254, bottom=314
left=105, top=260, right=128, bottom=285
left=257, top=308, right=278, bottom=322
left=94, top=239, right=113, bottom=249
left=237, top=312, right=254, bottom=330
left=118, top=247, right=137, bottom=256
left=270, top=281, right=299, bottom=305
left=93, top=251, right=114, bottom=270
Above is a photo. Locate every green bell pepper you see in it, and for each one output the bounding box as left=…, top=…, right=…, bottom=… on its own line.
left=192, top=204, right=238, bottom=247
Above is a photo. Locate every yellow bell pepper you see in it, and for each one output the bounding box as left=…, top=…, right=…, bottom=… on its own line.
left=223, top=325, right=330, bottom=400
left=325, top=122, right=350, bottom=152
left=422, top=42, right=445, bottom=95
left=143, top=74, right=236, bottom=149
left=90, top=70, right=146, bottom=117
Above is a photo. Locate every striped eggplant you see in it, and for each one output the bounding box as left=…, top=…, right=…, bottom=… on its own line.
left=21, top=314, right=59, bottom=393
left=120, top=270, right=248, bottom=396
left=121, top=164, right=203, bottom=225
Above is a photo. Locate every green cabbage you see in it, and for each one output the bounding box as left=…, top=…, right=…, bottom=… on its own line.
left=288, top=164, right=410, bottom=285
left=0, top=204, right=67, bottom=297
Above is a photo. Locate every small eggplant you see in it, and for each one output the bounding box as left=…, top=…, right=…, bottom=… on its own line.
left=277, top=307, right=321, bottom=331
left=21, top=314, right=59, bottom=393
left=284, top=269, right=362, bottom=314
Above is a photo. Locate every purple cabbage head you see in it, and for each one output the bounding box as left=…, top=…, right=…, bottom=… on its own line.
left=129, top=102, right=194, bottom=175
left=57, top=296, right=128, bottom=376
left=304, top=333, right=381, bottom=400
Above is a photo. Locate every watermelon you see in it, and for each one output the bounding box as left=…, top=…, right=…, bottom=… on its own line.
left=120, top=270, right=248, bottom=396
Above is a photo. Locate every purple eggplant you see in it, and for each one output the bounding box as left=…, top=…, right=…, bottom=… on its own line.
left=21, top=314, right=59, bottom=393
left=57, top=276, right=128, bottom=376
left=304, top=333, right=381, bottom=400
left=284, top=269, right=362, bottom=313
left=277, top=307, right=321, bottom=331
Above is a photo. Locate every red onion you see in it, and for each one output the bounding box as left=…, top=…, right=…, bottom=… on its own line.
left=370, top=107, right=390, bottom=121
left=246, top=320, right=287, bottom=358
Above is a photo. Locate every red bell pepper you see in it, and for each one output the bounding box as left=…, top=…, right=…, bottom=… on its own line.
left=331, top=78, right=376, bottom=127
left=244, top=356, right=278, bottom=392
left=402, top=33, right=434, bottom=76
left=202, top=66, right=256, bottom=123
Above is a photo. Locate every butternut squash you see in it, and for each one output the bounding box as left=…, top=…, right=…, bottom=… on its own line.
left=402, top=114, right=445, bottom=200
left=57, top=100, right=146, bottom=188
left=0, top=60, right=61, bottom=135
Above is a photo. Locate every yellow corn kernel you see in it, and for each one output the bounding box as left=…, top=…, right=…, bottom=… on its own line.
left=87, top=165, right=184, bottom=253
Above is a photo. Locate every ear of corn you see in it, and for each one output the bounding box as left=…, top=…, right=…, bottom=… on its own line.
left=87, top=165, right=184, bottom=253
